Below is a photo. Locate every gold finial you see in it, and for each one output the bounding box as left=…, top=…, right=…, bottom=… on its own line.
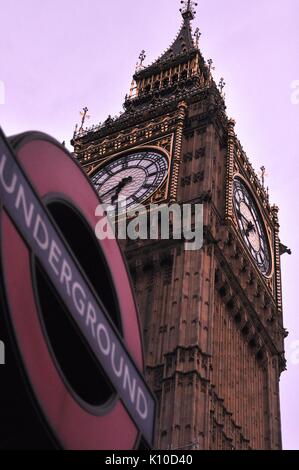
left=79, top=107, right=90, bottom=132
left=207, top=59, right=215, bottom=82
left=259, top=166, right=268, bottom=188
left=194, top=28, right=201, bottom=47
left=207, top=59, right=214, bottom=71
left=136, top=50, right=146, bottom=71
left=180, top=0, right=198, bottom=20
left=218, top=77, right=226, bottom=95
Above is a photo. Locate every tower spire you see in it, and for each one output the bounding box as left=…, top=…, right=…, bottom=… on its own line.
left=180, top=0, right=198, bottom=21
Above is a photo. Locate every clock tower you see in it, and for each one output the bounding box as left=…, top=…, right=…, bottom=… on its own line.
left=72, top=1, right=287, bottom=450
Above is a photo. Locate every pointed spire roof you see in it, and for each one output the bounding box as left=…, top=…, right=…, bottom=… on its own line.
left=135, top=0, right=199, bottom=79
left=157, top=18, right=195, bottom=62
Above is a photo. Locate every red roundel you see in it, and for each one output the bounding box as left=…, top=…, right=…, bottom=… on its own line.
left=0, top=132, right=144, bottom=450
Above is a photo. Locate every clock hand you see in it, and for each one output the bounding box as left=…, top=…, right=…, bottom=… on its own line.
left=118, top=176, right=133, bottom=190
left=100, top=176, right=133, bottom=200
left=237, top=211, right=256, bottom=236
left=238, top=210, right=253, bottom=228
left=100, top=183, right=122, bottom=199
left=245, top=221, right=256, bottom=236
left=237, top=210, right=250, bottom=226
left=111, top=176, right=133, bottom=205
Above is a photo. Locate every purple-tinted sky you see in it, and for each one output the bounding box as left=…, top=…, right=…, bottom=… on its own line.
left=0, top=0, right=298, bottom=450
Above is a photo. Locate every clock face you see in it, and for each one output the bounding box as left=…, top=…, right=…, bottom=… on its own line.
left=92, top=150, right=169, bottom=211
left=233, top=177, right=271, bottom=276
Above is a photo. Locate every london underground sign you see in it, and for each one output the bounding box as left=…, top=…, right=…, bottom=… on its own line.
left=0, top=128, right=155, bottom=449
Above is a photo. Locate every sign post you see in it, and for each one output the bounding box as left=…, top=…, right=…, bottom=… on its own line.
left=0, top=129, right=155, bottom=449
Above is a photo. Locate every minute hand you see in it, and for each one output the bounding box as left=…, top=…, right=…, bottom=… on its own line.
left=100, top=182, right=122, bottom=200
left=100, top=176, right=133, bottom=201
left=237, top=210, right=250, bottom=225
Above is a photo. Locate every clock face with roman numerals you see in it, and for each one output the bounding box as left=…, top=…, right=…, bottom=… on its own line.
left=91, top=150, right=169, bottom=211
left=233, top=177, right=271, bottom=276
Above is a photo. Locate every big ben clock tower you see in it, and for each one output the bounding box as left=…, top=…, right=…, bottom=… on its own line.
left=72, top=0, right=287, bottom=450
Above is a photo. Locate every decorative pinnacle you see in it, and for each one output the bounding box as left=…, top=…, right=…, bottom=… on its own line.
left=139, top=50, right=146, bottom=66
left=207, top=59, right=215, bottom=73
left=79, top=107, right=90, bottom=132
left=259, top=166, right=268, bottom=188
left=218, top=77, right=226, bottom=94
left=135, top=50, right=146, bottom=71
left=180, top=0, right=198, bottom=20
left=194, top=27, right=201, bottom=47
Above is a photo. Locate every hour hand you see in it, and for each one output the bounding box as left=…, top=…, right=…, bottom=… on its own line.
left=237, top=211, right=256, bottom=235
left=111, top=176, right=133, bottom=205
left=245, top=221, right=256, bottom=236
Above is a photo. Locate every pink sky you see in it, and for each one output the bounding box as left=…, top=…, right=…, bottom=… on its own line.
left=0, top=0, right=298, bottom=449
